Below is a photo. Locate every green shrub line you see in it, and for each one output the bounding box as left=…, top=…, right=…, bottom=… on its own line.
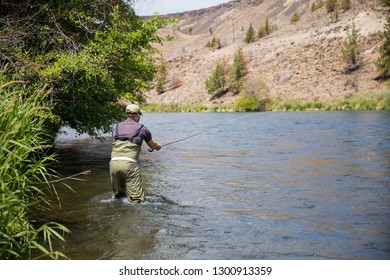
left=0, top=82, right=70, bottom=259
left=143, top=91, right=390, bottom=113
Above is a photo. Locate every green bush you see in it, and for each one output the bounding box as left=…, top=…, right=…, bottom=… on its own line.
left=340, top=0, right=351, bottom=11
left=234, top=97, right=263, bottom=111
left=311, top=0, right=324, bottom=12
left=0, top=2, right=175, bottom=137
left=0, top=82, right=69, bottom=259
left=376, top=91, right=390, bottom=110
left=290, top=12, right=301, bottom=24
left=234, top=77, right=269, bottom=111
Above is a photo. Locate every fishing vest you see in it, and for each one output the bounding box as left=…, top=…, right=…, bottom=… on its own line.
left=113, top=122, right=144, bottom=142
left=111, top=122, right=144, bottom=161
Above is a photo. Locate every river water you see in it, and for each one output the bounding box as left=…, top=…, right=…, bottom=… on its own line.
left=52, top=111, right=389, bottom=260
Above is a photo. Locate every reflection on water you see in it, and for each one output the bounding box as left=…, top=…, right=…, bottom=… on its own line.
left=52, top=111, right=390, bottom=259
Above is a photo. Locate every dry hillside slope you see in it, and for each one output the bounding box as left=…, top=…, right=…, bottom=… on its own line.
left=145, top=0, right=389, bottom=106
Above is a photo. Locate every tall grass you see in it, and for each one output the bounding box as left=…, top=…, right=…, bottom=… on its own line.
left=144, top=91, right=389, bottom=113
left=263, top=91, right=390, bottom=111
left=0, top=82, right=69, bottom=259
left=144, top=103, right=233, bottom=112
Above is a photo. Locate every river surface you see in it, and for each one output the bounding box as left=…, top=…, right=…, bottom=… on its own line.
left=52, top=111, right=390, bottom=260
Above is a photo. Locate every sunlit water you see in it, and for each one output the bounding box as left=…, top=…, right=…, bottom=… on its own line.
left=51, top=111, right=390, bottom=259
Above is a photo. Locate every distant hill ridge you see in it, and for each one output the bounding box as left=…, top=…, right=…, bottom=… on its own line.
left=145, top=0, right=388, bottom=106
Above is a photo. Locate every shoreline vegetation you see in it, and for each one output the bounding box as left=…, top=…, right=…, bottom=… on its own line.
left=144, top=90, right=390, bottom=113
left=0, top=84, right=69, bottom=259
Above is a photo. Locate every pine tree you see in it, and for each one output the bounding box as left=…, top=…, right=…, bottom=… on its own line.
left=244, top=23, right=256, bottom=43
left=340, top=0, right=351, bottom=11
left=205, top=62, right=227, bottom=96
left=341, top=21, right=359, bottom=66
left=264, top=18, right=271, bottom=35
left=326, top=0, right=337, bottom=13
left=376, top=16, right=390, bottom=77
left=228, top=48, right=248, bottom=94
left=156, top=58, right=168, bottom=94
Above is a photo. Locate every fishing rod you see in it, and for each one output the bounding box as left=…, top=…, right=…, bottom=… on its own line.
left=148, top=112, right=261, bottom=152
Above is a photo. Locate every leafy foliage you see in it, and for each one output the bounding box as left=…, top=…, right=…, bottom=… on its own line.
left=0, top=1, right=174, bottom=137
left=311, top=0, right=324, bottom=12
left=0, top=82, right=69, bottom=259
left=234, top=77, right=269, bottom=111
left=290, top=12, right=301, bottom=24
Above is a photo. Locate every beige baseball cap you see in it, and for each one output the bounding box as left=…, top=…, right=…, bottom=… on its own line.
left=126, top=104, right=142, bottom=114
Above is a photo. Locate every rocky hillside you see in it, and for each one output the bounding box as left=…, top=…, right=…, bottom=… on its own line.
left=145, top=0, right=388, bottom=106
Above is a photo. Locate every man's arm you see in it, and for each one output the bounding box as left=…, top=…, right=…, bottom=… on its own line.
left=146, top=139, right=162, bottom=151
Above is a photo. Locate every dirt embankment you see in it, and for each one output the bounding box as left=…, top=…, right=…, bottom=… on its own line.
left=145, top=0, right=388, bottom=106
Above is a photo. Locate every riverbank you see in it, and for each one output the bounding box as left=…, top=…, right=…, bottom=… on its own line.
left=144, top=90, right=390, bottom=112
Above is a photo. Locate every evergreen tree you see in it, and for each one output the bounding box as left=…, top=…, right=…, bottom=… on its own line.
left=340, top=0, right=351, bottom=11
left=206, top=36, right=221, bottom=50
left=258, top=18, right=277, bottom=38
left=228, top=48, right=248, bottom=94
left=376, top=16, right=390, bottom=77
left=326, top=0, right=338, bottom=13
left=205, top=62, right=227, bottom=97
left=244, top=23, right=256, bottom=43
left=341, top=21, right=359, bottom=66
left=156, top=58, right=168, bottom=94
left=258, top=25, right=267, bottom=38
left=264, top=18, right=271, bottom=35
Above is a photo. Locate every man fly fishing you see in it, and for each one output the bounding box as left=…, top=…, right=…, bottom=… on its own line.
left=109, top=104, right=162, bottom=203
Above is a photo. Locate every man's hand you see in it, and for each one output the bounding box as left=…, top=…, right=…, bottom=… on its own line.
left=147, top=140, right=162, bottom=152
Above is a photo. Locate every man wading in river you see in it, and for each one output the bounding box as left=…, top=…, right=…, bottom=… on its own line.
left=110, top=104, right=162, bottom=203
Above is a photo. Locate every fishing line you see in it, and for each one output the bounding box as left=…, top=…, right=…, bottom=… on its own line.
left=149, top=112, right=261, bottom=152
